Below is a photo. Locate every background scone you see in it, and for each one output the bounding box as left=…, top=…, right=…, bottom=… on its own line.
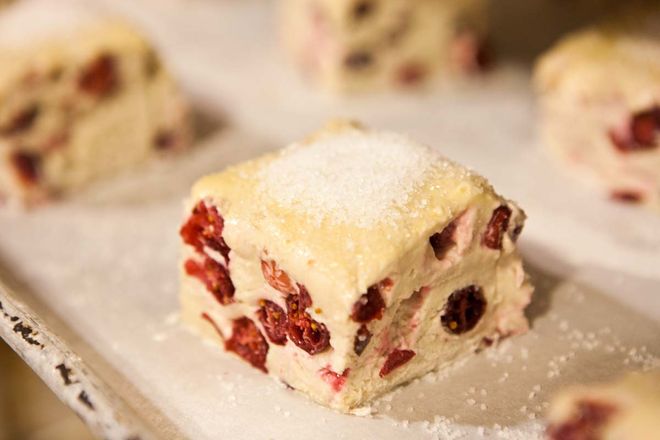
left=179, top=121, right=533, bottom=412
left=546, top=371, right=660, bottom=439
left=534, top=9, right=660, bottom=211
left=280, top=0, right=490, bottom=92
left=0, top=0, right=190, bottom=207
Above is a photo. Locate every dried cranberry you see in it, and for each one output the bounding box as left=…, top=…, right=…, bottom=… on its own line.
left=352, top=1, right=374, bottom=21
left=180, top=201, right=231, bottom=262
left=610, top=106, right=660, bottom=153
left=353, top=324, right=372, bottom=356
left=345, top=51, right=373, bottom=70
left=260, top=258, right=297, bottom=295
left=351, top=282, right=386, bottom=323
left=379, top=349, right=415, bottom=378
left=396, top=63, right=427, bottom=86
left=452, top=32, right=494, bottom=74
left=320, top=367, right=350, bottom=392
left=547, top=400, right=618, bottom=440
left=153, top=130, right=177, bottom=151
left=286, top=293, right=330, bottom=355
left=10, top=151, right=41, bottom=186
left=429, top=219, right=458, bottom=260
left=78, top=53, right=118, bottom=98
left=225, top=317, right=269, bottom=373
left=441, top=285, right=486, bottom=334
left=482, top=205, right=512, bottom=250
left=256, top=299, right=288, bottom=345
left=184, top=257, right=235, bottom=305
left=1, top=104, right=40, bottom=135
left=610, top=190, right=643, bottom=204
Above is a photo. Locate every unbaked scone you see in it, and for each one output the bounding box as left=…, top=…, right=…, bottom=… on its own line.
left=280, top=0, right=490, bottom=93
left=534, top=9, right=660, bottom=211
left=0, top=0, right=190, bottom=206
left=179, top=121, right=533, bottom=412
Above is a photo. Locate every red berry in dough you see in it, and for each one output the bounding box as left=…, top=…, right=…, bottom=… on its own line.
left=78, top=53, right=118, bottom=98
left=379, top=349, right=415, bottom=378
left=441, top=285, right=486, bottom=334
left=429, top=218, right=458, bottom=260
left=482, top=205, right=511, bottom=250
left=546, top=400, right=618, bottom=440
left=180, top=201, right=231, bottom=263
left=257, top=299, right=288, bottom=346
left=225, top=317, right=269, bottom=373
left=261, top=258, right=297, bottom=295
left=286, top=293, right=330, bottom=355
left=351, top=282, right=387, bottom=323
left=184, top=257, right=235, bottom=305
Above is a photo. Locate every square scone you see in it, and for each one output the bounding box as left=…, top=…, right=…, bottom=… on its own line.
left=280, top=0, right=490, bottom=92
left=534, top=9, right=660, bottom=211
left=179, top=121, right=533, bottom=412
left=0, top=0, right=190, bottom=206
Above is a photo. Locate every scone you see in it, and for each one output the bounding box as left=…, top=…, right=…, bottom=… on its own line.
left=546, top=371, right=660, bottom=440
left=280, top=0, right=490, bottom=92
left=534, top=9, right=660, bottom=211
left=178, top=121, right=533, bottom=412
left=0, top=0, right=190, bottom=207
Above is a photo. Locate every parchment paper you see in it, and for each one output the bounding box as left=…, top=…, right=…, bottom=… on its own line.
left=1, top=0, right=659, bottom=439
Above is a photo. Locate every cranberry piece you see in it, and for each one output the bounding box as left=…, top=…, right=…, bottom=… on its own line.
left=225, top=317, right=269, bottom=373
left=610, top=106, right=660, bottom=153
left=452, top=32, right=494, bottom=74
left=631, top=109, right=658, bottom=146
left=429, top=219, right=458, bottom=260
left=353, top=324, right=372, bottom=356
left=184, top=257, right=235, bottom=305
left=153, top=130, right=177, bottom=151
left=2, top=104, right=40, bottom=135
left=482, top=205, right=512, bottom=250
left=610, top=190, right=643, bottom=204
left=352, top=1, right=374, bottom=21
left=256, top=299, right=288, bottom=346
left=441, top=285, right=487, bottom=334
left=260, top=258, right=297, bottom=295
left=286, top=293, right=330, bottom=355
left=180, top=201, right=231, bottom=262
left=379, top=349, right=415, bottom=378
left=396, top=63, right=427, bottom=86
left=547, top=400, right=618, bottom=440
left=351, top=282, right=386, bottom=323
left=78, top=53, right=118, bottom=98
left=10, top=151, right=41, bottom=186
left=320, top=367, right=350, bottom=392
left=344, top=51, right=373, bottom=70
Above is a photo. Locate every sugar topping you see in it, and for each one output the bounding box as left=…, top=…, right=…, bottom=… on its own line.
left=0, top=0, right=101, bottom=48
left=258, top=129, right=467, bottom=228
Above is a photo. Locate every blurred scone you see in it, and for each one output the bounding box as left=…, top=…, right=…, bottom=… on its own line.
left=534, top=9, right=660, bottom=211
left=546, top=371, right=660, bottom=440
left=280, top=0, right=490, bottom=93
left=0, top=0, right=190, bottom=207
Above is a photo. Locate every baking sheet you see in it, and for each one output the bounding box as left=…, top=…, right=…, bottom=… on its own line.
left=2, top=0, right=660, bottom=439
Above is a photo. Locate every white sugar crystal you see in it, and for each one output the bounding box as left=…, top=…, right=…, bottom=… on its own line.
left=259, top=130, right=466, bottom=228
